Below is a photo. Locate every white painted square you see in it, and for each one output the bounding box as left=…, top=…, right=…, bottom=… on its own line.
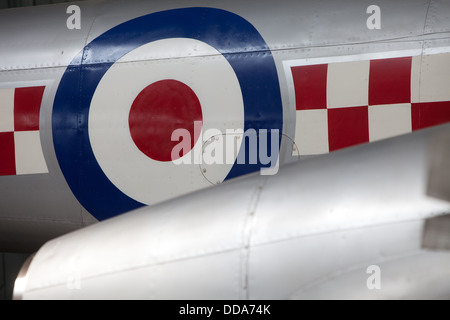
left=0, top=88, right=15, bottom=132
left=419, top=52, right=450, bottom=102
left=369, top=103, right=412, bottom=142
left=14, top=131, right=48, bottom=175
left=410, top=55, right=421, bottom=103
left=294, top=110, right=329, bottom=155
left=327, top=60, right=369, bottom=108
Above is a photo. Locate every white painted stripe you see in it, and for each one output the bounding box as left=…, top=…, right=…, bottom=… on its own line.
left=294, top=110, right=329, bottom=156
left=419, top=52, right=450, bottom=102
left=283, top=49, right=423, bottom=69
left=0, top=88, right=14, bottom=132
left=327, top=60, right=369, bottom=109
left=368, top=104, right=412, bottom=142
left=14, top=131, right=48, bottom=175
left=423, top=46, right=450, bottom=56
left=411, top=56, right=422, bottom=103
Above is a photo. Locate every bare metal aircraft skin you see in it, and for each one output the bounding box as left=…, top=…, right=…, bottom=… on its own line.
left=0, top=0, right=449, bottom=298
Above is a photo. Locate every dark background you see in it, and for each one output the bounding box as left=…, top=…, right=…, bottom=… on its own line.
left=0, top=0, right=84, bottom=10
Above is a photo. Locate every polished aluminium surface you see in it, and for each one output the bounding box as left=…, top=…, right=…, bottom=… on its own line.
left=14, top=125, right=450, bottom=299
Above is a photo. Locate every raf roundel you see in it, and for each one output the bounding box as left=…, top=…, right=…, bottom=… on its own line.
left=128, top=79, right=203, bottom=163
left=53, top=8, right=283, bottom=221
left=88, top=38, right=245, bottom=206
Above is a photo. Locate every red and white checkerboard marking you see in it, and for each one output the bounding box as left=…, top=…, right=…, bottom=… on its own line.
left=285, top=50, right=450, bottom=155
left=0, top=86, right=48, bottom=176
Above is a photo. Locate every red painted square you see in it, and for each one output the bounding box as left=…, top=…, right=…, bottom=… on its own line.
left=369, top=57, right=412, bottom=106
left=328, top=106, right=369, bottom=152
left=0, top=132, right=16, bottom=176
left=14, top=86, right=45, bottom=131
left=292, top=64, right=328, bottom=110
left=412, top=101, right=450, bottom=131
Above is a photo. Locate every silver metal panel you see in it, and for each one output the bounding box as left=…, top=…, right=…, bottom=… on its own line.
left=249, top=221, right=426, bottom=299
left=0, top=1, right=98, bottom=71
left=424, top=0, right=450, bottom=34
left=250, top=125, right=444, bottom=246
left=290, top=252, right=450, bottom=300
left=17, top=125, right=450, bottom=299
left=1, top=0, right=445, bottom=71
left=21, top=175, right=262, bottom=297
left=24, top=250, right=243, bottom=300
left=0, top=66, right=91, bottom=253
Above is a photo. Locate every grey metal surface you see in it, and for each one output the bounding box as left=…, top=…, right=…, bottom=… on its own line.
left=0, top=1, right=101, bottom=252
left=15, top=125, right=450, bottom=299
left=1, top=0, right=445, bottom=71
left=290, top=251, right=450, bottom=300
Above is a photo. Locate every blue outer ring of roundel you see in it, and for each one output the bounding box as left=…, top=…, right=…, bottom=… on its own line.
left=53, top=7, right=283, bottom=221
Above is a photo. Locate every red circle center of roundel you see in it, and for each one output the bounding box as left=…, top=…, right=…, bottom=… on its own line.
left=129, top=80, right=203, bottom=162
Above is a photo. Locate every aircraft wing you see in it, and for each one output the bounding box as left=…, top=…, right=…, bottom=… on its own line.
left=14, top=124, right=450, bottom=300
